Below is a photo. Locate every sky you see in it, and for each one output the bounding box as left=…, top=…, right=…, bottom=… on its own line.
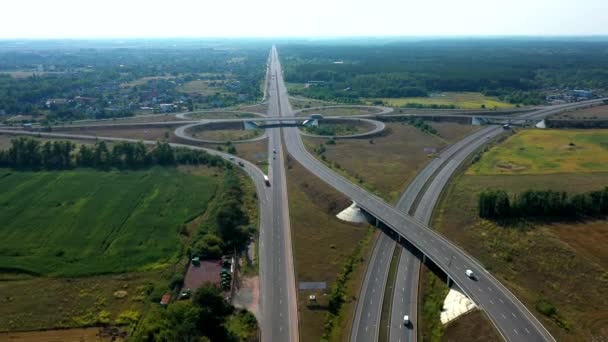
left=2, top=0, right=607, bottom=38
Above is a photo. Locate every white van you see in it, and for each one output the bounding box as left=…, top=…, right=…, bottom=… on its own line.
left=465, top=269, right=475, bottom=279
left=403, top=315, right=410, bottom=325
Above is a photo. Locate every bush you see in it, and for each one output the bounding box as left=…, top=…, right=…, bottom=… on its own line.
left=535, top=299, right=557, bottom=317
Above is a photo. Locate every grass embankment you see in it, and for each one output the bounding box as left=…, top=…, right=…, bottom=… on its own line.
left=193, top=128, right=263, bottom=142
left=365, top=92, right=515, bottom=109
left=285, top=156, right=375, bottom=341
left=303, top=122, right=477, bottom=202
left=554, top=104, right=608, bottom=119
left=419, top=264, right=449, bottom=342
left=378, top=247, right=401, bottom=342
left=303, top=122, right=365, bottom=136
left=433, top=128, right=608, bottom=341
left=0, top=167, right=218, bottom=276
left=187, top=111, right=257, bottom=120
left=298, top=106, right=381, bottom=117
left=288, top=93, right=336, bottom=110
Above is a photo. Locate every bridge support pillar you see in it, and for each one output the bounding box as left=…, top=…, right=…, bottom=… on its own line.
left=422, top=254, right=427, bottom=264
left=447, top=275, right=451, bottom=288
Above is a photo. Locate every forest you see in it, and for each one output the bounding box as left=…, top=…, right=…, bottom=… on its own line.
left=279, top=39, right=608, bottom=105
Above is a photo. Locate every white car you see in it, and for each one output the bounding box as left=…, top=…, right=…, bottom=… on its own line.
left=403, top=315, right=410, bottom=325
left=465, top=269, right=475, bottom=279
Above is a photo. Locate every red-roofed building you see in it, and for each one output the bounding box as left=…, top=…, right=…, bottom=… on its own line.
left=160, top=293, right=171, bottom=306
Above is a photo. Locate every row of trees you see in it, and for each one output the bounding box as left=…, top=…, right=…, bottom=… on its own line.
left=0, top=137, right=227, bottom=170
left=479, top=188, right=608, bottom=220
left=192, top=171, right=252, bottom=259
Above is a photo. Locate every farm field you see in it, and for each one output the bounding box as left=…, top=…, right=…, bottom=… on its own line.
left=554, top=104, right=608, bottom=119
left=433, top=134, right=608, bottom=341
left=468, top=129, right=608, bottom=175
left=365, top=92, right=515, bottom=109
left=0, top=271, right=166, bottom=332
left=0, top=167, right=219, bottom=277
left=286, top=156, right=374, bottom=342
left=304, top=122, right=478, bottom=202
left=0, top=327, right=113, bottom=341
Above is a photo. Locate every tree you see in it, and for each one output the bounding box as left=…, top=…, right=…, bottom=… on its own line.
left=94, top=141, right=111, bottom=169
left=152, top=141, right=175, bottom=165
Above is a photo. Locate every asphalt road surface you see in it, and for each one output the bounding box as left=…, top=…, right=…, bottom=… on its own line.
left=270, top=45, right=560, bottom=342
left=260, top=47, right=299, bottom=342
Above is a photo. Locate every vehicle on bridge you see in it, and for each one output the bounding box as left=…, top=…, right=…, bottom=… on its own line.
left=263, top=175, right=271, bottom=186
left=465, top=269, right=475, bottom=279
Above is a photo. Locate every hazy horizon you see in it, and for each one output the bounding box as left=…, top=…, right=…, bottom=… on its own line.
left=2, top=0, right=607, bottom=39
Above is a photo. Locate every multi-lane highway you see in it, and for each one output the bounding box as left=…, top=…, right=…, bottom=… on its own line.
left=260, top=48, right=299, bottom=342
left=270, top=45, right=559, bottom=342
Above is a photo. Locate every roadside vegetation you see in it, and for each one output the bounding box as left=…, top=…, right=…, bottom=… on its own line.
left=285, top=156, right=375, bottom=341
left=303, top=122, right=477, bottom=202
left=0, top=137, right=226, bottom=171
left=432, top=128, right=608, bottom=341
left=419, top=264, right=449, bottom=341
left=132, top=283, right=258, bottom=341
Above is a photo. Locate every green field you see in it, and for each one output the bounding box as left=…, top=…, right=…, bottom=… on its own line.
left=468, top=129, right=608, bottom=175
left=0, top=168, right=219, bottom=277
left=366, top=92, right=515, bottom=109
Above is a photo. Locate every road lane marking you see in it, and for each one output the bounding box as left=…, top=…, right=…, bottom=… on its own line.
left=489, top=299, right=494, bottom=304
left=499, top=298, right=504, bottom=304
left=501, top=313, right=507, bottom=320
left=511, top=312, right=517, bottom=318
left=514, top=329, right=519, bottom=335
left=525, top=328, right=531, bottom=334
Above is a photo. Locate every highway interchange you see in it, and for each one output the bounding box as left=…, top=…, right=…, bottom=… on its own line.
left=1, top=46, right=607, bottom=342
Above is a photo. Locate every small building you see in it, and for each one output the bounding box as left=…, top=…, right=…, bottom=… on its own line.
left=160, top=293, right=171, bottom=306
left=159, top=103, right=174, bottom=112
